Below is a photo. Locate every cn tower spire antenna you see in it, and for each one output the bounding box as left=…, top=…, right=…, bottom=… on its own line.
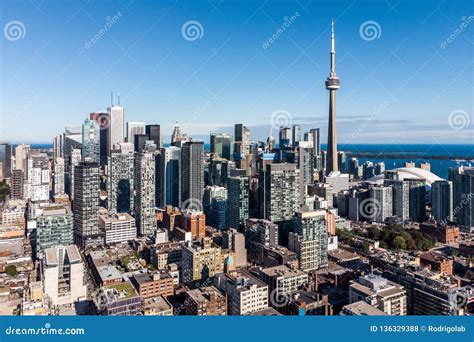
left=330, top=17, right=336, bottom=76
left=325, top=18, right=341, bottom=175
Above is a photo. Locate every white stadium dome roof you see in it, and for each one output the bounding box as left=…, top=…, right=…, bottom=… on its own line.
left=366, top=167, right=443, bottom=186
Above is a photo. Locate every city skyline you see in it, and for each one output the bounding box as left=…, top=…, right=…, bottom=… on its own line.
left=1, top=0, right=473, bottom=144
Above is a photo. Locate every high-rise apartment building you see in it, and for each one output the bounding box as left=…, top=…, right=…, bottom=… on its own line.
left=36, top=205, right=73, bottom=256
left=259, top=163, right=300, bottom=222
left=431, top=180, right=453, bottom=224
left=107, top=104, right=125, bottom=152
left=145, top=124, right=161, bottom=148
left=181, top=140, right=205, bottom=205
left=82, top=119, right=100, bottom=163
left=73, top=161, right=103, bottom=248
left=227, top=175, right=249, bottom=229
left=449, top=166, right=474, bottom=231
left=158, top=146, right=181, bottom=208
left=289, top=210, right=328, bottom=271
left=210, top=133, right=233, bottom=160
left=134, top=149, right=157, bottom=236
left=108, top=142, right=134, bottom=213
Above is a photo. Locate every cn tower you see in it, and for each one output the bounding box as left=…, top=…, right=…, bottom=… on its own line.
left=325, top=18, right=340, bottom=175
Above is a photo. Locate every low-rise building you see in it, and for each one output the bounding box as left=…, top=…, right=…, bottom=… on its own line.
left=185, top=286, right=227, bottom=315
left=95, top=281, right=141, bottom=316
left=182, top=238, right=222, bottom=284
left=214, top=270, right=268, bottom=315
left=419, top=252, right=453, bottom=275
left=341, top=301, right=388, bottom=316
left=260, top=265, right=308, bottom=298
left=99, top=212, right=137, bottom=244
left=130, top=270, right=174, bottom=298
left=349, top=274, right=407, bottom=316
left=142, top=295, right=173, bottom=316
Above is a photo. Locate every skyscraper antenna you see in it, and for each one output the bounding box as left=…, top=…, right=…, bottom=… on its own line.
left=111, top=91, right=114, bottom=107
left=118, top=93, right=121, bottom=106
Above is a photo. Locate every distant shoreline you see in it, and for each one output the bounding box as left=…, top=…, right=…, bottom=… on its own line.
left=345, top=151, right=474, bottom=161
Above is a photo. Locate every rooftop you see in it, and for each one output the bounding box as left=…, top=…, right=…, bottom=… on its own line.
left=261, top=265, right=307, bottom=278
left=342, top=301, right=387, bottom=316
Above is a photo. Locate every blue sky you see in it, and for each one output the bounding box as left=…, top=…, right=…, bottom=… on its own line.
left=1, top=0, right=473, bottom=144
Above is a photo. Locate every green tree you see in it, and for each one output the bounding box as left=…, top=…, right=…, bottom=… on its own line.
left=5, top=265, right=17, bottom=277
left=393, top=236, right=406, bottom=250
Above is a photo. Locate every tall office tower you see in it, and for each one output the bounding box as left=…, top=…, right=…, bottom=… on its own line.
left=107, top=99, right=125, bottom=152
left=369, top=185, right=393, bottom=223
left=145, top=124, right=161, bottom=148
left=27, top=152, right=50, bottom=219
left=431, top=180, right=453, bottom=225
left=53, top=157, right=65, bottom=196
left=14, top=144, right=30, bottom=173
left=158, top=146, right=181, bottom=208
left=89, top=112, right=110, bottom=166
left=337, top=151, right=346, bottom=172
left=53, top=134, right=63, bottom=159
left=375, top=162, right=385, bottom=175
left=259, top=163, right=300, bottom=222
left=68, top=148, right=82, bottom=200
left=42, top=245, right=87, bottom=306
left=209, top=157, right=233, bottom=187
left=288, top=210, right=328, bottom=271
left=406, top=178, right=426, bottom=222
left=203, top=185, right=228, bottom=216
left=210, top=133, right=233, bottom=160
left=62, top=126, right=82, bottom=157
left=363, top=161, right=375, bottom=180
left=181, top=140, right=205, bottom=205
left=392, top=180, right=409, bottom=222
left=36, top=205, right=73, bottom=256
left=82, top=119, right=100, bottom=163
left=292, top=125, right=301, bottom=146
left=126, top=122, right=145, bottom=144
left=349, top=158, right=359, bottom=178
left=73, top=161, right=102, bottom=248
left=227, top=175, right=249, bottom=229
left=449, top=166, right=474, bottom=231
left=210, top=197, right=228, bottom=230
left=244, top=218, right=278, bottom=264
left=0, top=142, right=12, bottom=179
left=278, top=127, right=292, bottom=149
left=309, top=128, right=321, bottom=156
left=133, top=134, right=149, bottom=153
left=11, top=169, right=24, bottom=199
left=108, top=142, right=134, bottom=213
left=171, top=121, right=188, bottom=146
left=134, top=148, right=157, bottom=236
left=325, top=19, right=341, bottom=175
